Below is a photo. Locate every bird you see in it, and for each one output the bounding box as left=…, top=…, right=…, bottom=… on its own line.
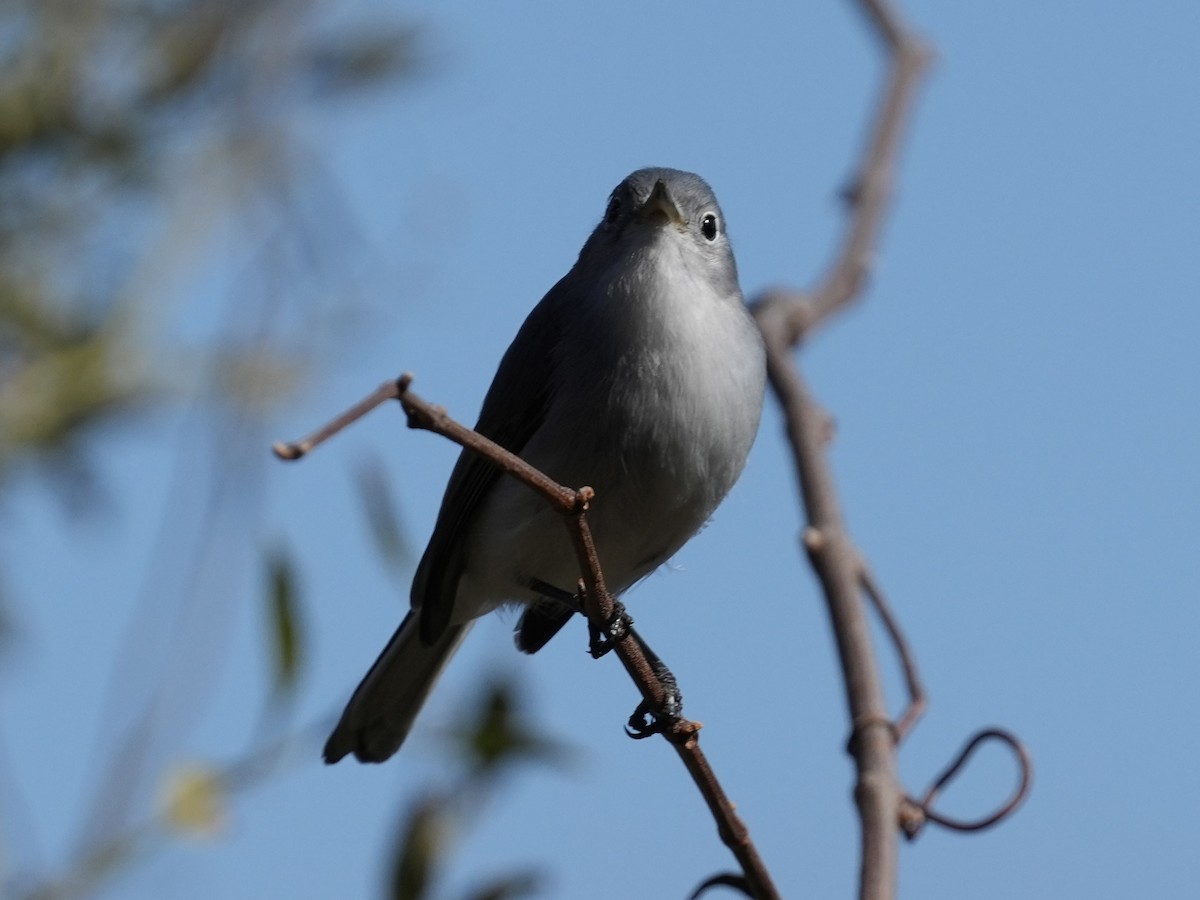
left=324, top=167, right=766, bottom=764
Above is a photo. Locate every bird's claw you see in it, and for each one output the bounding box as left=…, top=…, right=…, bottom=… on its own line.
left=588, top=601, right=633, bottom=658
left=625, top=663, right=682, bottom=739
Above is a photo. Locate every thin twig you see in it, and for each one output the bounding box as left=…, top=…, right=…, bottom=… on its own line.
left=901, top=728, right=1033, bottom=838
left=272, top=378, right=406, bottom=461
left=858, top=563, right=926, bottom=741
left=273, top=376, right=781, bottom=899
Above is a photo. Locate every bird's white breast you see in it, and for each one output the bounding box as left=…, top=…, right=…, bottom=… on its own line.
left=457, top=230, right=765, bottom=617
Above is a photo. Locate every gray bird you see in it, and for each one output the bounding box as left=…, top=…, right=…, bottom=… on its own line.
left=324, top=167, right=766, bottom=764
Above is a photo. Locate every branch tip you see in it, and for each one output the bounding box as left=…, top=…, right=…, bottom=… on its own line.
left=272, top=441, right=306, bottom=461
left=269, top=375, right=410, bottom=462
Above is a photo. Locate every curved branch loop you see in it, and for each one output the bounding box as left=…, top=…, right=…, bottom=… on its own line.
left=690, top=873, right=754, bottom=899
left=902, top=727, right=1033, bottom=839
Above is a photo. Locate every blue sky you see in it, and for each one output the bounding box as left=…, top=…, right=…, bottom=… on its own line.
left=6, top=1, right=1200, bottom=898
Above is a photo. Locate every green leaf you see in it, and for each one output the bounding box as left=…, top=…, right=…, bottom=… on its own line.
left=464, top=872, right=542, bottom=900
left=387, top=795, right=446, bottom=900
left=354, top=455, right=411, bottom=576
left=452, top=677, right=572, bottom=779
left=264, top=549, right=304, bottom=697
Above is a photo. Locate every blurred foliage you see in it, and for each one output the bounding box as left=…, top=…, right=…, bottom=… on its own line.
left=355, top=452, right=414, bottom=579
left=452, top=679, right=571, bottom=776
left=0, top=281, right=146, bottom=481
left=159, top=764, right=227, bottom=839
left=390, top=795, right=448, bottom=900
left=0, top=3, right=576, bottom=897
left=0, top=0, right=421, bottom=495
left=0, top=1, right=433, bottom=898
left=386, top=678, right=564, bottom=900
left=264, top=547, right=304, bottom=701
left=1, top=4, right=568, bottom=899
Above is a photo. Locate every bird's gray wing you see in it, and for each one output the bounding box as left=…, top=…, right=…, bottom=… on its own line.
left=412, top=278, right=570, bottom=643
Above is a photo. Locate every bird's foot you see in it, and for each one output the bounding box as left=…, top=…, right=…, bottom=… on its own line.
left=626, top=658, right=683, bottom=739
left=588, top=601, right=633, bottom=659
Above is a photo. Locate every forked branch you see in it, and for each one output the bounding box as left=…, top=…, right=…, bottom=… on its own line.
left=749, top=2, right=1029, bottom=900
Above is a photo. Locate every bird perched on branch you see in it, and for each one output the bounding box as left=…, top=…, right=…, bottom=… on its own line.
left=325, top=167, right=766, bottom=764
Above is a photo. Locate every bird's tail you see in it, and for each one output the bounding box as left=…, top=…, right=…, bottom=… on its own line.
left=324, top=611, right=472, bottom=764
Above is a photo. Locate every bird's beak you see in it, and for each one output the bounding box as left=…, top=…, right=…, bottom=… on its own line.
left=637, top=180, right=686, bottom=228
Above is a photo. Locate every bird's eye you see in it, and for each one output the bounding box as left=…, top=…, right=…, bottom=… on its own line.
left=604, top=195, right=622, bottom=225
left=701, top=213, right=719, bottom=241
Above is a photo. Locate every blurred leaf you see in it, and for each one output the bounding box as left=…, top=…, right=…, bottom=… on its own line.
left=18, top=830, right=146, bottom=900
left=0, top=571, right=13, bottom=658
left=388, top=794, right=447, bottom=900
left=0, top=60, right=74, bottom=157
left=159, top=764, right=227, bottom=839
left=464, top=872, right=543, bottom=900
left=384, top=679, right=561, bottom=900
left=264, top=549, right=304, bottom=698
left=307, top=26, right=424, bottom=95
left=0, top=283, right=154, bottom=486
left=212, top=347, right=300, bottom=414
left=354, top=455, right=411, bottom=575
left=142, top=4, right=231, bottom=104
left=452, top=678, right=571, bottom=779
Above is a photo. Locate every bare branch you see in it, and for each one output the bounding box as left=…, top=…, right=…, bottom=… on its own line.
left=273, top=378, right=408, bottom=461
left=753, top=0, right=1033, bottom=895
left=758, top=335, right=903, bottom=900
left=901, top=728, right=1033, bottom=838
left=858, top=563, right=926, bottom=742
left=806, top=3, right=933, bottom=329
left=749, top=1, right=933, bottom=898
